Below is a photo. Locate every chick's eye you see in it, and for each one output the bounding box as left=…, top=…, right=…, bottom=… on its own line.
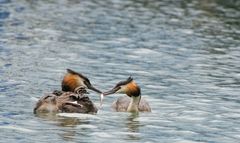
left=70, top=95, right=77, bottom=100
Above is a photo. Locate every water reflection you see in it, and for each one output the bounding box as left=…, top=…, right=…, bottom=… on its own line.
left=35, top=113, right=90, bottom=142
left=60, top=130, right=76, bottom=142
left=126, top=113, right=139, bottom=132
left=35, top=113, right=81, bottom=127
left=125, top=113, right=141, bottom=141
left=58, top=117, right=80, bottom=142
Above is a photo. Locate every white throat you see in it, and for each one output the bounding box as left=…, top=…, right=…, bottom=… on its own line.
left=127, top=96, right=141, bottom=112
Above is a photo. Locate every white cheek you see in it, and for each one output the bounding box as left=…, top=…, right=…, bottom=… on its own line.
left=116, top=86, right=127, bottom=93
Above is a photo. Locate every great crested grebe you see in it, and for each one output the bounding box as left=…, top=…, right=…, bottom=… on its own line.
left=34, top=69, right=102, bottom=114
left=103, top=77, right=151, bottom=112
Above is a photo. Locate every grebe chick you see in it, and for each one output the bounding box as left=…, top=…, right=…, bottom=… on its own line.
left=103, top=77, right=151, bottom=112
left=34, top=86, right=98, bottom=114
left=34, top=93, right=58, bottom=114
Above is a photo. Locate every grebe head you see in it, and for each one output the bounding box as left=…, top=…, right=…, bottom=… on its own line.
left=103, top=76, right=141, bottom=97
left=62, top=69, right=102, bottom=94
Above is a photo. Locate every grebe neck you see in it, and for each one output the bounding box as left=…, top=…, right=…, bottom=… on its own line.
left=127, top=95, right=141, bottom=112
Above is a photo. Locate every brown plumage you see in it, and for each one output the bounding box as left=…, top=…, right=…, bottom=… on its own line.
left=34, top=91, right=98, bottom=114
left=34, top=93, right=58, bottom=113
left=34, top=69, right=101, bottom=114
left=62, top=73, right=81, bottom=92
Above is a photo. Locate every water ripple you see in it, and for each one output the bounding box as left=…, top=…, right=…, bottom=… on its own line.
left=0, top=0, right=239, bottom=143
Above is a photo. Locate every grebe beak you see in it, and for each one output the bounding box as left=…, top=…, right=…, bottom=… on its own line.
left=103, top=87, right=120, bottom=96
left=88, top=85, right=102, bottom=94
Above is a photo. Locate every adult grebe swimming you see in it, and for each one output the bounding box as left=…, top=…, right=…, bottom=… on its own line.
left=34, top=69, right=102, bottom=114
left=103, top=77, right=151, bottom=112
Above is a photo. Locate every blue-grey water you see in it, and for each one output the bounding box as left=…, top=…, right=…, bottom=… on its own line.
left=0, top=0, right=240, bottom=143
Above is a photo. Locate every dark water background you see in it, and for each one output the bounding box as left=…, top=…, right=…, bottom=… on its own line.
left=0, top=0, right=240, bottom=142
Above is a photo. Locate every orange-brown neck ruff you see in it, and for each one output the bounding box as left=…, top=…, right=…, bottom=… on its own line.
left=62, top=73, right=81, bottom=92
left=126, top=81, right=141, bottom=97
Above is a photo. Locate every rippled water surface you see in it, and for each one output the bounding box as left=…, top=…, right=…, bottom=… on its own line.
left=0, top=0, right=240, bottom=142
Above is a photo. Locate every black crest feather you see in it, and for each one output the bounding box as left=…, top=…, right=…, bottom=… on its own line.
left=115, top=76, right=133, bottom=87
left=66, top=69, right=90, bottom=83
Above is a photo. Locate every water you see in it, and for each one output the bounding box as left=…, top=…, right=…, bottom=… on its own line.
left=0, top=0, right=240, bottom=142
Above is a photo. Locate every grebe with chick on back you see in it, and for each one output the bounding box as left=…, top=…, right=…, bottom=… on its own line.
left=103, top=77, right=151, bottom=112
left=34, top=69, right=102, bottom=114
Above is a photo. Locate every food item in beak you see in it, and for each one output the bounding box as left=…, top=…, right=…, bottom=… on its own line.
left=99, top=93, right=104, bottom=108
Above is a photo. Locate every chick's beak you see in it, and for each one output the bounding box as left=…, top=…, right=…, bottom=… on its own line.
left=103, top=87, right=120, bottom=96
